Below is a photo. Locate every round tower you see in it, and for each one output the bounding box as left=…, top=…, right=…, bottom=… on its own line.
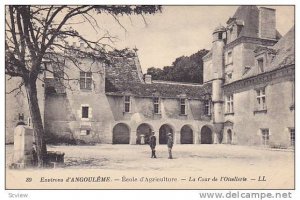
left=211, top=25, right=226, bottom=143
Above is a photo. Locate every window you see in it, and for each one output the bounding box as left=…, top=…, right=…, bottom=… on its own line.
left=261, top=129, right=270, bottom=146
left=124, top=96, right=131, bottom=113
left=180, top=98, right=187, bottom=115
left=80, top=72, right=92, bottom=90
left=18, top=113, right=24, bottom=121
left=257, top=58, right=264, bottom=73
left=290, top=128, right=295, bottom=147
left=204, top=100, right=211, bottom=116
left=227, top=51, right=233, bottom=64
left=218, top=32, right=223, bottom=40
left=256, top=88, right=266, bottom=110
left=82, top=106, right=89, bottom=118
left=153, top=97, right=160, bottom=114
left=226, top=94, right=234, bottom=113
left=80, top=129, right=90, bottom=136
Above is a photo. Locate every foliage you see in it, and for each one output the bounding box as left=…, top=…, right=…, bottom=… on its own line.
left=146, top=49, right=209, bottom=83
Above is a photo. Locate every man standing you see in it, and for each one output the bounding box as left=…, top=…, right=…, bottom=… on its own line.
left=149, top=131, right=157, bottom=158
left=167, top=133, right=173, bottom=159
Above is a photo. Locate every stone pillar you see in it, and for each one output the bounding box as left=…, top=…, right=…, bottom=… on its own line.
left=213, top=132, right=219, bottom=144
left=194, top=131, right=200, bottom=144
left=12, top=125, right=34, bottom=168
left=130, top=130, right=137, bottom=145
left=175, top=131, right=180, bottom=144
left=198, top=131, right=201, bottom=144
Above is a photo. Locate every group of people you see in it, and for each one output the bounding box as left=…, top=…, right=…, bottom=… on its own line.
left=148, top=131, right=173, bottom=159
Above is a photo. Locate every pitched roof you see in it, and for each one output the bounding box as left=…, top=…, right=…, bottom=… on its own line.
left=105, top=56, right=212, bottom=99
left=242, top=26, right=294, bottom=79
left=231, top=6, right=259, bottom=38
left=270, top=25, right=295, bottom=68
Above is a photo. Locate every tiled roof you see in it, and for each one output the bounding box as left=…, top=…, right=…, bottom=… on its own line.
left=242, top=26, right=295, bottom=79
left=270, top=26, right=295, bottom=68
left=105, top=56, right=212, bottom=99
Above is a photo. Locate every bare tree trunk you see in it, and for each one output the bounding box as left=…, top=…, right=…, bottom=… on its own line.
left=25, top=79, right=47, bottom=167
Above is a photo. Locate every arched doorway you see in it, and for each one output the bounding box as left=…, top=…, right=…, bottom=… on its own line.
left=112, top=123, right=130, bottom=144
left=200, top=125, right=213, bottom=144
left=227, top=129, right=232, bottom=144
left=136, top=123, right=153, bottom=144
left=159, top=124, right=174, bottom=144
left=180, top=125, right=193, bottom=144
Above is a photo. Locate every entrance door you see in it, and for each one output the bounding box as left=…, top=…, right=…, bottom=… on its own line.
left=180, top=125, right=193, bottom=144
left=200, top=126, right=213, bottom=144
left=136, top=123, right=152, bottom=144
left=113, top=123, right=130, bottom=144
left=159, top=124, right=173, bottom=144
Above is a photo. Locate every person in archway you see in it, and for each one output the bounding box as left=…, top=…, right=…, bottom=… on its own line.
left=167, top=132, right=173, bottom=159
left=149, top=131, right=157, bottom=158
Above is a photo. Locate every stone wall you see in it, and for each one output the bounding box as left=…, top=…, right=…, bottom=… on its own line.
left=224, top=78, right=294, bottom=147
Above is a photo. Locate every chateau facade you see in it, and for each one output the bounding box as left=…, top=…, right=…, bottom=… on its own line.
left=6, top=6, right=294, bottom=148
left=203, top=6, right=294, bottom=147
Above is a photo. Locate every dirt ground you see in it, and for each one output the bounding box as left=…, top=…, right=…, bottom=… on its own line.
left=5, top=144, right=294, bottom=171
left=5, top=144, right=295, bottom=189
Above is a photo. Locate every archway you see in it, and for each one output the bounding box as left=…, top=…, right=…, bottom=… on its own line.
left=227, top=129, right=232, bottom=144
left=180, top=125, right=193, bottom=144
left=159, top=124, right=174, bottom=144
left=112, top=123, right=130, bottom=144
left=136, top=123, right=153, bottom=145
left=200, top=125, right=213, bottom=144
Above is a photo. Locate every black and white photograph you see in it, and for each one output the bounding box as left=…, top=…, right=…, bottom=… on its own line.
left=3, top=3, right=295, bottom=193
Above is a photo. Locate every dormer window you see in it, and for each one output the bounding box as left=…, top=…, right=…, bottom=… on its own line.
left=204, top=100, right=211, bottom=116
left=124, top=96, right=131, bottom=113
left=153, top=97, right=160, bottom=114
left=180, top=98, right=187, bottom=115
left=218, top=32, right=223, bottom=40
left=257, top=58, right=264, bottom=73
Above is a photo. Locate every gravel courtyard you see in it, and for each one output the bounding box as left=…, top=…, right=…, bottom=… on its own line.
left=5, top=144, right=294, bottom=189
left=6, top=144, right=294, bottom=171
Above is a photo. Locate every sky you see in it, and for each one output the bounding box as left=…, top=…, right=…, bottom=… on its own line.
left=73, top=6, right=294, bottom=73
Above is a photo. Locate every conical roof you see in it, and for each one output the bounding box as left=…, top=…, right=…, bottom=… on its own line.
left=213, top=25, right=226, bottom=33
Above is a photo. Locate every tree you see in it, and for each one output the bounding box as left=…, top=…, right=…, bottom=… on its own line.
left=5, top=5, right=161, bottom=167
left=146, top=49, right=209, bottom=83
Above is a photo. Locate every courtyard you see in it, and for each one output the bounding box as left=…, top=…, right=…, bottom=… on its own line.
left=5, top=144, right=294, bottom=189
left=6, top=144, right=294, bottom=170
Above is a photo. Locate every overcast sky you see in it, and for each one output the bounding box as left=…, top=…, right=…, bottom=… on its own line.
left=75, top=6, right=294, bottom=73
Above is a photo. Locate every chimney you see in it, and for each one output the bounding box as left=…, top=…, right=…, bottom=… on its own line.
left=144, top=74, right=152, bottom=84
left=259, top=7, right=276, bottom=40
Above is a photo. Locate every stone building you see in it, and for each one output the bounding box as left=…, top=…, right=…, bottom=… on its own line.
left=6, top=6, right=294, bottom=148
left=203, top=6, right=295, bottom=148
left=43, top=46, right=214, bottom=145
